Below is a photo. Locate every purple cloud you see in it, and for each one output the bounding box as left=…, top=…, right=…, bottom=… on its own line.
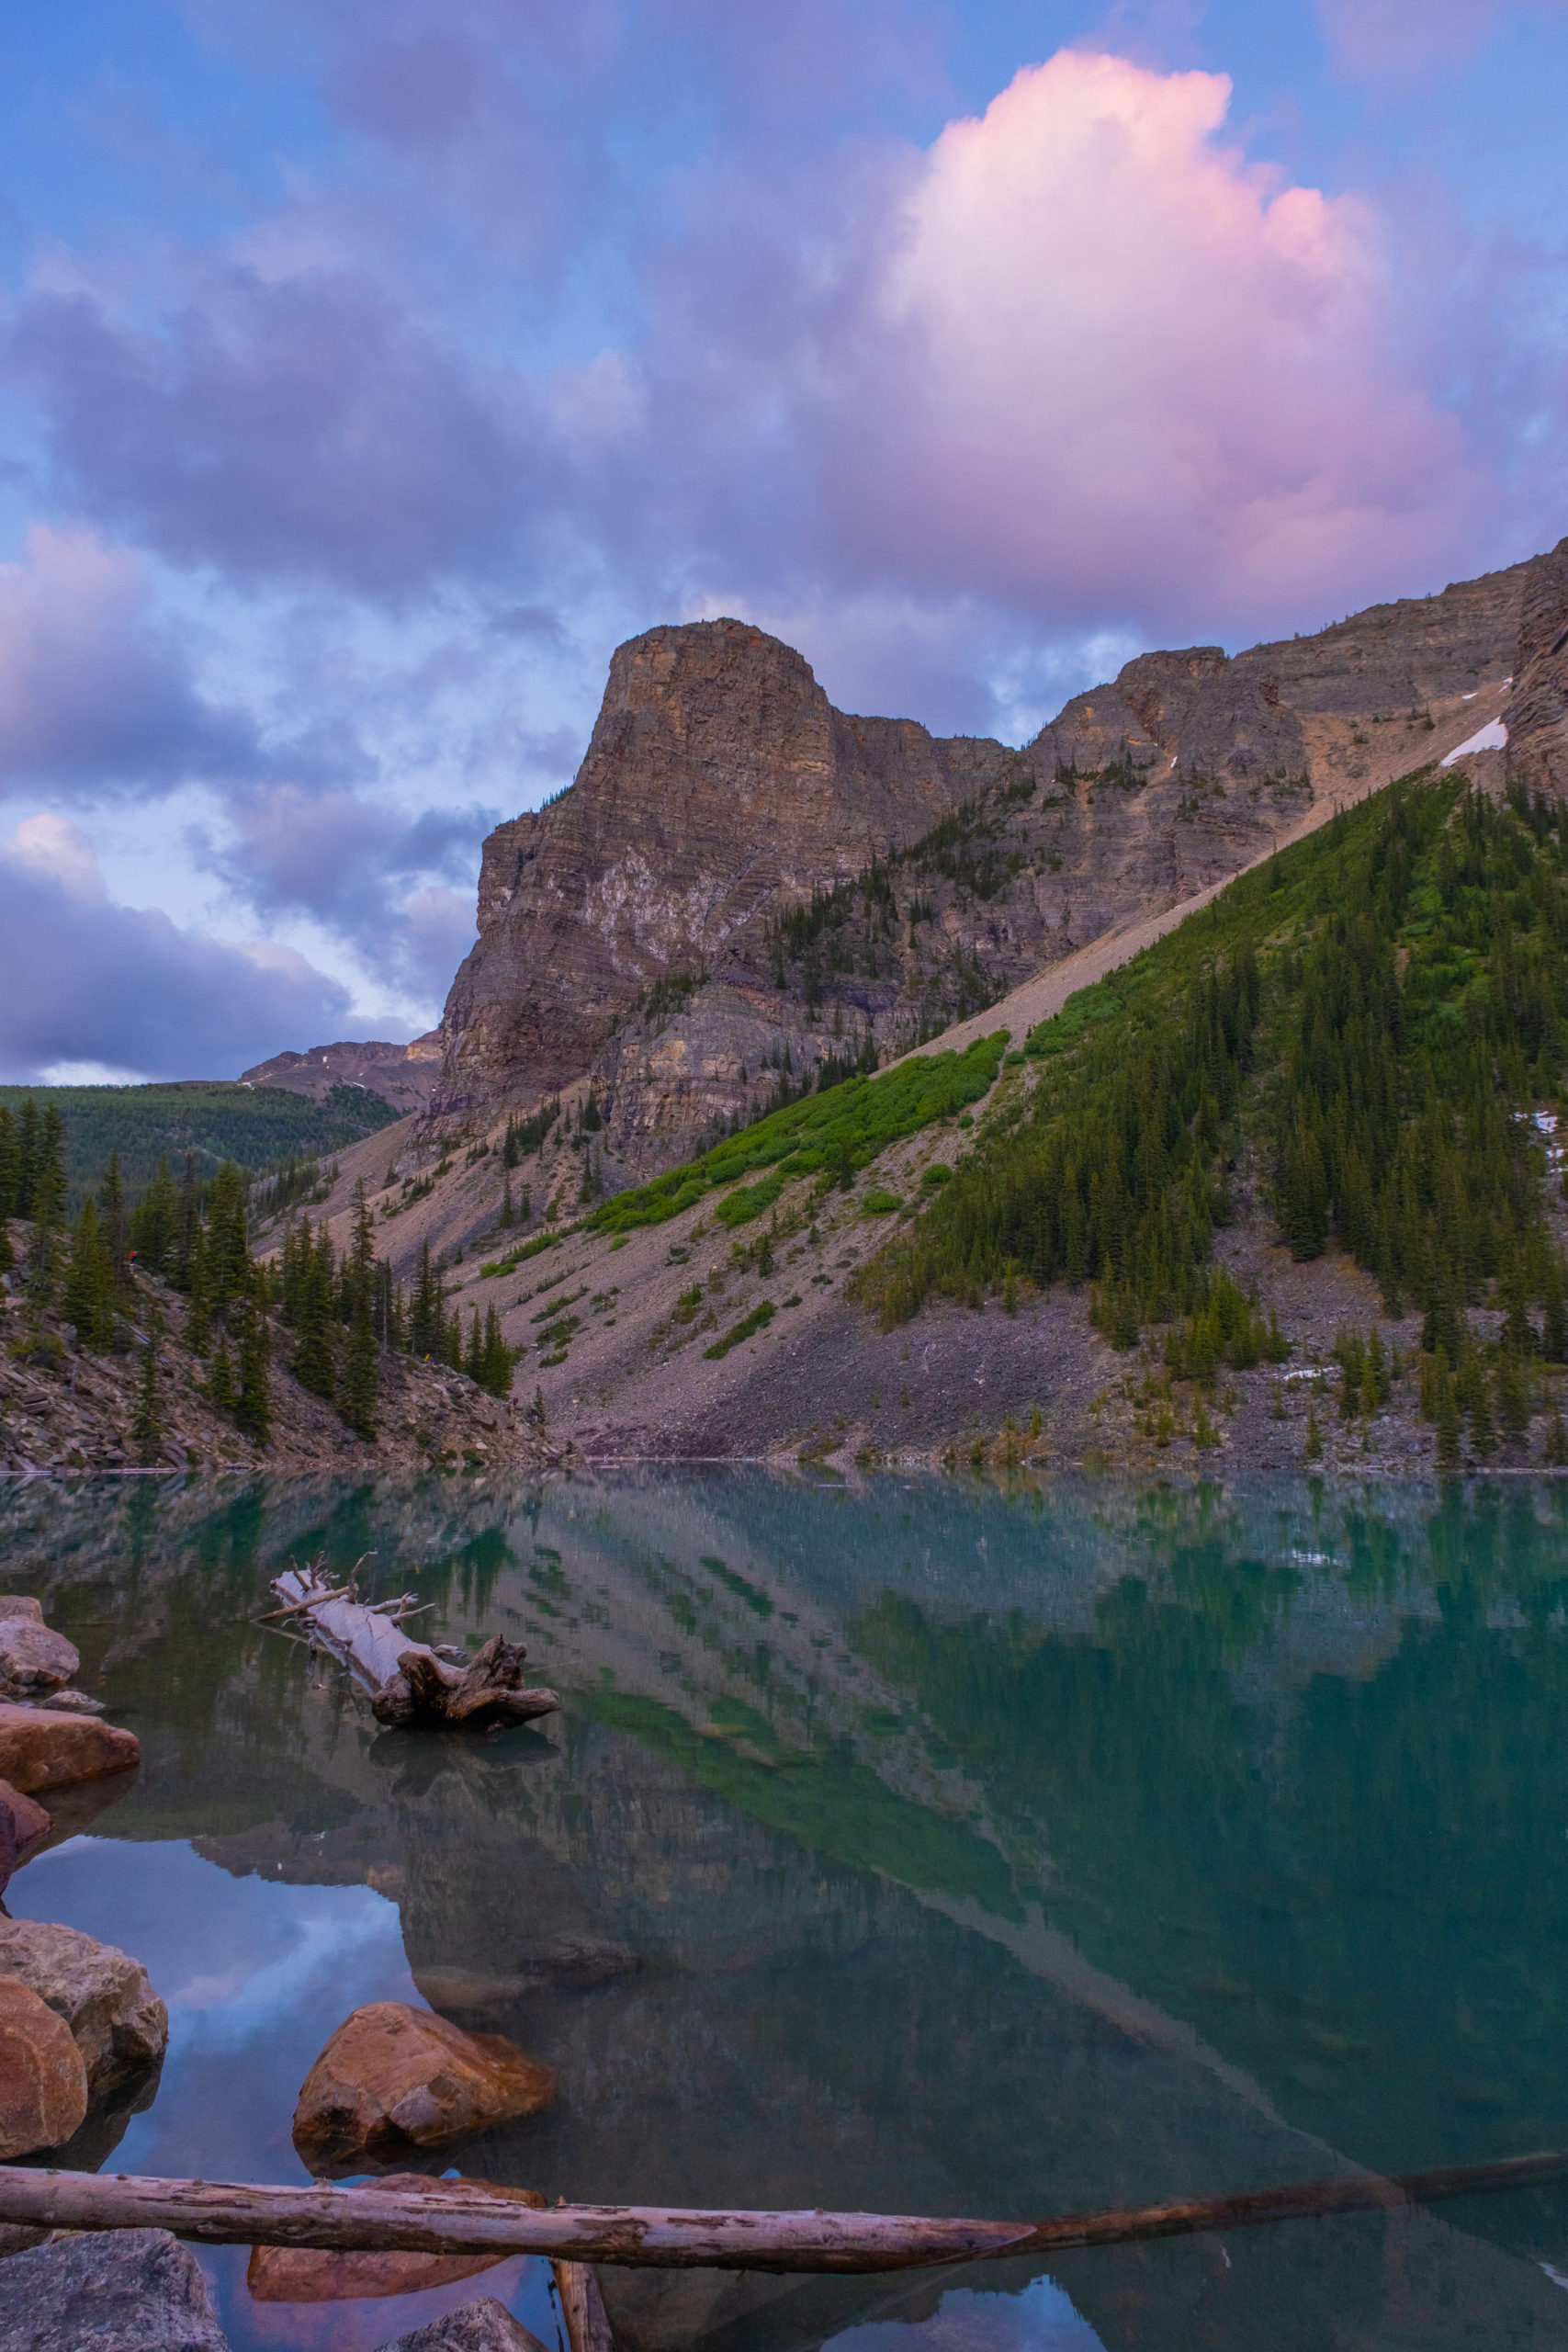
left=0, top=524, right=265, bottom=793
left=0, top=815, right=352, bottom=1081
left=6, top=270, right=539, bottom=596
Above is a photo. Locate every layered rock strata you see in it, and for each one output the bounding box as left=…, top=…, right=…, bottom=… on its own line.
left=426, top=557, right=1535, bottom=1172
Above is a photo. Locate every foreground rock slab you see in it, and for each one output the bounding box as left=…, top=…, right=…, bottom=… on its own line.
left=0, top=1704, right=138, bottom=1794
left=292, top=2002, right=558, bottom=2170
left=0, top=2226, right=230, bottom=2351
left=378, top=2297, right=550, bottom=2352
left=246, top=2173, right=546, bottom=2301
left=0, top=1975, right=87, bottom=2157
left=0, top=1778, right=50, bottom=1902
left=0, top=1917, right=167, bottom=2098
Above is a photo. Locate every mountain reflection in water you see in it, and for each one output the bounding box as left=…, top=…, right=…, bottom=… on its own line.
left=3, top=1469, right=1568, bottom=2351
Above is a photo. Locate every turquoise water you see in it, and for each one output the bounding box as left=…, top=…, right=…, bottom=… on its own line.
left=3, top=1470, right=1568, bottom=2349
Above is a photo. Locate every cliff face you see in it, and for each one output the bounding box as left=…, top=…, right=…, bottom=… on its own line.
left=428, top=555, right=1537, bottom=1158
left=1505, top=537, right=1568, bottom=796
left=240, top=1035, right=442, bottom=1111
left=433, top=618, right=1005, bottom=1115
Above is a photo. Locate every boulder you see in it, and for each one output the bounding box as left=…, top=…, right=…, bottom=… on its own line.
left=0, top=1975, right=88, bottom=2157
left=246, top=2173, right=546, bottom=2301
left=0, top=1704, right=138, bottom=1793
left=292, top=2001, right=558, bottom=2170
left=0, top=1917, right=167, bottom=2097
left=0, top=1614, right=79, bottom=1694
left=0, top=2226, right=230, bottom=2350
left=0, top=1778, right=49, bottom=1902
left=0, top=1777, right=52, bottom=1857
left=0, top=1597, right=43, bottom=1623
left=377, top=2299, right=550, bottom=2352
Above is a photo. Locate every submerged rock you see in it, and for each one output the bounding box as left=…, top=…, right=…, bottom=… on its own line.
left=0, top=1917, right=167, bottom=2098
left=0, top=1704, right=138, bottom=1792
left=292, top=2001, right=558, bottom=2170
left=0, top=1975, right=88, bottom=2158
left=246, top=2172, right=545, bottom=2302
left=0, top=2227, right=230, bottom=2350
left=377, top=2298, right=550, bottom=2352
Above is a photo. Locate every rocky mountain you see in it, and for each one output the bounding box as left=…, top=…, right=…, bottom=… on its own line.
left=240, top=1035, right=442, bottom=1112
left=425, top=548, right=1548, bottom=1176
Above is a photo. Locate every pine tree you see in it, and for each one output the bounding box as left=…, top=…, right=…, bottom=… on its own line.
left=465, top=1306, right=484, bottom=1384
left=233, top=1294, right=271, bottom=1446
left=1434, top=1357, right=1463, bottom=1472
left=130, top=1157, right=179, bottom=1276
left=0, top=1106, right=18, bottom=1220
left=130, top=1335, right=164, bottom=1466
left=172, top=1156, right=202, bottom=1292
left=1547, top=1408, right=1568, bottom=1468
left=206, top=1162, right=250, bottom=1308
left=208, top=1332, right=235, bottom=1410
left=14, top=1100, right=39, bottom=1219
left=444, top=1310, right=465, bottom=1372
left=63, top=1199, right=115, bottom=1349
left=338, top=1285, right=378, bottom=1440
left=1304, top=1402, right=1324, bottom=1461
left=184, top=1233, right=211, bottom=1355
left=479, top=1305, right=513, bottom=1398
left=1497, top=1353, right=1532, bottom=1445
left=409, top=1242, right=444, bottom=1359
left=29, top=1108, right=67, bottom=1232
left=1469, top=1368, right=1497, bottom=1456
left=500, top=1176, right=514, bottom=1229
left=98, top=1150, right=129, bottom=1289
left=291, top=1222, right=338, bottom=1402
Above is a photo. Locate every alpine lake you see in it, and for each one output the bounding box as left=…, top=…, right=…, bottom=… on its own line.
left=3, top=1467, right=1568, bottom=2352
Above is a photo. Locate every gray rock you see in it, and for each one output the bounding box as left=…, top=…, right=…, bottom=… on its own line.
left=0, top=2227, right=229, bottom=2349
left=0, top=1917, right=167, bottom=2098
left=0, top=1615, right=79, bottom=1694
left=538, top=1932, right=641, bottom=1990
left=377, top=2297, right=549, bottom=2352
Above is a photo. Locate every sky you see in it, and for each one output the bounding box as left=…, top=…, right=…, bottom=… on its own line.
left=0, top=0, right=1566, bottom=1083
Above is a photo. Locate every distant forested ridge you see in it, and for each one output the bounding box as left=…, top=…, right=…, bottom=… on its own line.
left=0, top=1081, right=401, bottom=1200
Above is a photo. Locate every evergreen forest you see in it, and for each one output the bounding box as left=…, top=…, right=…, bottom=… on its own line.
left=856, top=772, right=1568, bottom=1464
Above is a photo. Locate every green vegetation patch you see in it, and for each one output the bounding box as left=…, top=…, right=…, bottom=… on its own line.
left=588, top=1032, right=1009, bottom=1237
left=479, top=1227, right=571, bottom=1278
left=704, top=1299, right=775, bottom=1359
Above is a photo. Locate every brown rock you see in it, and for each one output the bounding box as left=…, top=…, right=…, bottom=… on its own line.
left=292, top=2001, right=558, bottom=2169
left=0, top=1917, right=167, bottom=2097
left=0, top=1975, right=88, bottom=2157
left=378, top=2298, right=551, bottom=2352
left=0, top=1703, right=138, bottom=1793
left=0, top=1778, right=52, bottom=1858
left=0, top=1612, right=80, bottom=1693
left=0, top=1598, right=43, bottom=1624
left=246, top=2174, right=546, bottom=2301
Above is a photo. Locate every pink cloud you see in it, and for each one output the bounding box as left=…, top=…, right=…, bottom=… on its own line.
left=779, top=50, right=1478, bottom=639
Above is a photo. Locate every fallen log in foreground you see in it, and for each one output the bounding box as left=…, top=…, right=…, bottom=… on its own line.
left=0, top=2151, right=1561, bottom=2275
left=266, top=1563, right=559, bottom=1730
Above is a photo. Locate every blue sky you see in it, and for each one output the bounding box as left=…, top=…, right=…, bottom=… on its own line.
left=0, top=0, right=1564, bottom=1081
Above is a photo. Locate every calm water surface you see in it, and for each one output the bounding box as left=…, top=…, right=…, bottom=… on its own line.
left=2, top=1469, right=1567, bottom=2352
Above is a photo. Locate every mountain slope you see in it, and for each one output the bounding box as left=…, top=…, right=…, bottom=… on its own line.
left=424, top=548, right=1551, bottom=1182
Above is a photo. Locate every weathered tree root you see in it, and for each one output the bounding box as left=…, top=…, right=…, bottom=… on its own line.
left=265, top=1565, right=560, bottom=1733
left=375, top=1632, right=560, bottom=1729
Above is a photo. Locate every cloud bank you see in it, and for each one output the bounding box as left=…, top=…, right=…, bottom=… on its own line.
left=0, top=816, right=351, bottom=1081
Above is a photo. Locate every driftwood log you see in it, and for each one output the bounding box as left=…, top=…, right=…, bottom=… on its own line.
left=555, top=2257, right=615, bottom=2352
left=0, top=2152, right=1560, bottom=2274
left=266, top=1564, right=559, bottom=1731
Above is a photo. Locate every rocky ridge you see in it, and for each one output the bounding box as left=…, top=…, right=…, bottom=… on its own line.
left=424, top=549, right=1546, bottom=1182
left=241, top=1035, right=443, bottom=1112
